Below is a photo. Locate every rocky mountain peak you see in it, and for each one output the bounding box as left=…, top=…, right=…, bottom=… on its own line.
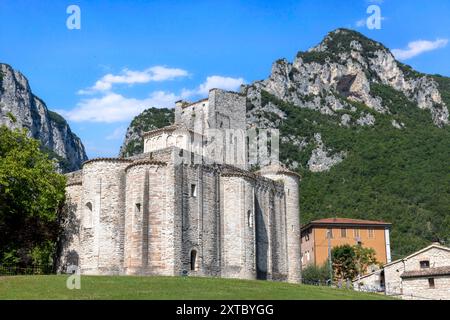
left=245, top=29, right=449, bottom=129
left=309, top=28, right=387, bottom=54
left=0, top=63, right=88, bottom=172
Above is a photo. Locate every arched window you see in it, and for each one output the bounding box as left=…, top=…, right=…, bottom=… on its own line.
left=166, top=134, right=175, bottom=147
left=132, top=203, right=141, bottom=232
left=85, top=202, right=93, bottom=228
left=156, top=136, right=162, bottom=148
left=190, top=250, right=197, bottom=271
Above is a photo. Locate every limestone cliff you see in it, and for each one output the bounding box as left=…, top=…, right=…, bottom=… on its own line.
left=246, top=28, right=448, bottom=127
left=0, top=63, right=87, bottom=172
left=244, top=28, right=449, bottom=172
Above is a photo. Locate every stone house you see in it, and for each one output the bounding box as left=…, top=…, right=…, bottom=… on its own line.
left=354, top=243, right=450, bottom=300
left=58, top=89, right=302, bottom=283
left=352, top=269, right=384, bottom=293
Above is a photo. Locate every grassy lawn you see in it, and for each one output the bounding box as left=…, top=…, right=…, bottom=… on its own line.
left=0, top=275, right=394, bottom=300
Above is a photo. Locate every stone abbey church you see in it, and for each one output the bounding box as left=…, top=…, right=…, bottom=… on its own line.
left=59, top=89, right=301, bottom=283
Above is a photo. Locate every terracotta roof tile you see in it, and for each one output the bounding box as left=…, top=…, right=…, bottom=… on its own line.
left=312, top=218, right=390, bottom=225
left=301, top=218, right=391, bottom=230
left=401, top=266, right=450, bottom=278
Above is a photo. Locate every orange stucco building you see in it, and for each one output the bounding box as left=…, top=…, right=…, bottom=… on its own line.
left=301, top=218, right=392, bottom=269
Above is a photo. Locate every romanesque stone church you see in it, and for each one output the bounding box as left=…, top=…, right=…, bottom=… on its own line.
left=59, top=88, right=301, bottom=283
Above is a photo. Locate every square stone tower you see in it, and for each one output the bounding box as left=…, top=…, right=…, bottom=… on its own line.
left=173, top=88, right=248, bottom=169
left=174, top=88, right=246, bottom=133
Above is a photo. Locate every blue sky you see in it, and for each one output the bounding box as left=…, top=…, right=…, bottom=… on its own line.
left=1, top=0, right=449, bottom=158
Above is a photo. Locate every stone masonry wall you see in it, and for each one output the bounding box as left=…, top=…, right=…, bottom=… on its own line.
left=220, top=175, right=256, bottom=280
left=176, top=164, right=221, bottom=276
left=61, top=146, right=300, bottom=283
left=259, top=171, right=301, bottom=283
left=80, top=159, right=130, bottom=275
left=175, top=100, right=209, bottom=134
left=124, top=162, right=172, bottom=275
left=384, top=246, right=450, bottom=296
left=402, top=276, right=450, bottom=300
left=58, top=183, right=82, bottom=271
left=255, top=183, right=273, bottom=280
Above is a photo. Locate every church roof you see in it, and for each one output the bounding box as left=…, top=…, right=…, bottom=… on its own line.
left=125, top=159, right=167, bottom=171
left=257, top=163, right=301, bottom=178
left=220, top=165, right=257, bottom=180
left=82, top=157, right=132, bottom=167
left=142, top=124, right=204, bottom=138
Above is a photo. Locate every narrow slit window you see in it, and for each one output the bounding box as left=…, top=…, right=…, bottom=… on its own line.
left=190, top=250, right=197, bottom=271
left=85, top=202, right=93, bottom=228
left=191, top=184, right=197, bottom=197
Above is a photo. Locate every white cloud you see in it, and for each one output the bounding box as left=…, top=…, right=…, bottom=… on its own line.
left=78, top=66, right=188, bottom=94
left=63, top=73, right=245, bottom=123
left=182, top=75, right=245, bottom=98
left=106, top=126, right=127, bottom=140
left=355, top=19, right=366, bottom=27
left=60, top=91, right=179, bottom=123
left=198, top=76, right=245, bottom=95
left=392, top=39, right=448, bottom=60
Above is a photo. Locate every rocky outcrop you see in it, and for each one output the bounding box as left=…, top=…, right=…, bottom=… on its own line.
left=0, top=63, right=87, bottom=172
left=243, top=28, right=448, bottom=127
left=307, top=133, right=346, bottom=172
left=119, top=107, right=174, bottom=157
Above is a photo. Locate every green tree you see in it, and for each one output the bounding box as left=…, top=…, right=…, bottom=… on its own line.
left=353, top=244, right=379, bottom=276
left=331, top=244, right=380, bottom=281
left=331, top=245, right=358, bottom=280
left=302, top=262, right=332, bottom=284
left=0, top=126, right=66, bottom=269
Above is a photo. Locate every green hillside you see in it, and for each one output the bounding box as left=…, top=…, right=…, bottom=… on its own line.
left=263, top=89, right=450, bottom=259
